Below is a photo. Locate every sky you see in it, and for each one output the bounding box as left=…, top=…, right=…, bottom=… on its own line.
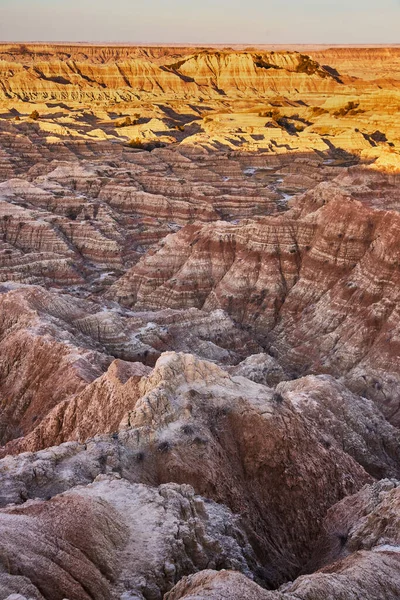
left=0, top=0, right=399, bottom=45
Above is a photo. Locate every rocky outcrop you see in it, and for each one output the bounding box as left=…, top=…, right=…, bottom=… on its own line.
left=116, top=352, right=372, bottom=584
left=112, top=192, right=400, bottom=424
left=165, top=571, right=274, bottom=600
left=277, top=374, right=400, bottom=479
left=0, top=478, right=262, bottom=600
left=2, top=359, right=150, bottom=455
left=0, top=284, right=109, bottom=446
left=229, top=353, right=288, bottom=386
left=0, top=283, right=263, bottom=455
left=0, top=352, right=375, bottom=585
left=0, top=352, right=399, bottom=598
left=0, top=149, right=318, bottom=287
left=166, top=481, right=400, bottom=600
left=0, top=42, right=400, bottom=600
left=0, top=45, right=341, bottom=102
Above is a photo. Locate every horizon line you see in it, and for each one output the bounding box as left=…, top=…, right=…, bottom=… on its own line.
left=1, top=41, right=400, bottom=47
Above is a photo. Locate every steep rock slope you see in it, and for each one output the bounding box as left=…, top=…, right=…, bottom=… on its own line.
left=0, top=353, right=399, bottom=599
left=0, top=283, right=260, bottom=454
left=0, top=43, right=399, bottom=600
left=0, top=46, right=341, bottom=102
left=0, top=478, right=261, bottom=600
left=112, top=192, right=400, bottom=424
left=0, top=352, right=373, bottom=589
left=166, top=481, right=400, bottom=600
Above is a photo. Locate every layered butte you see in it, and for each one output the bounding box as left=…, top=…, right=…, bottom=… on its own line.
left=0, top=44, right=399, bottom=600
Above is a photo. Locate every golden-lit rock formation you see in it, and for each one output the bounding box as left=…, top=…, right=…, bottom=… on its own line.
left=0, top=43, right=399, bottom=600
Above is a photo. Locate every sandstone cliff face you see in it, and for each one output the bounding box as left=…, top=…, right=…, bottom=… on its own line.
left=0, top=284, right=110, bottom=446
left=277, top=375, right=400, bottom=479
left=309, top=47, right=400, bottom=81
left=0, top=146, right=319, bottom=288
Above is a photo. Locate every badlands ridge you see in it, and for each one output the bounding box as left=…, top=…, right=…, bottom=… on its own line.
left=0, top=44, right=399, bottom=599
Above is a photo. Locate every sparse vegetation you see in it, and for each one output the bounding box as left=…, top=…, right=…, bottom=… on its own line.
left=296, top=54, right=327, bottom=78
left=29, top=110, right=40, bottom=120
left=334, top=101, right=365, bottom=117
left=310, top=106, right=328, bottom=117
left=65, top=207, right=79, bottom=220
left=181, top=424, right=195, bottom=435
left=128, top=137, right=146, bottom=149
left=127, top=137, right=165, bottom=151
left=115, top=116, right=137, bottom=128
left=272, top=392, right=284, bottom=404
left=259, top=108, right=281, bottom=120
left=135, top=451, right=145, bottom=462
left=157, top=440, right=172, bottom=453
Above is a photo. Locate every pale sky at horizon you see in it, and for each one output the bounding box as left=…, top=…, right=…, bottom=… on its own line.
left=0, top=0, right=399, bottom=45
